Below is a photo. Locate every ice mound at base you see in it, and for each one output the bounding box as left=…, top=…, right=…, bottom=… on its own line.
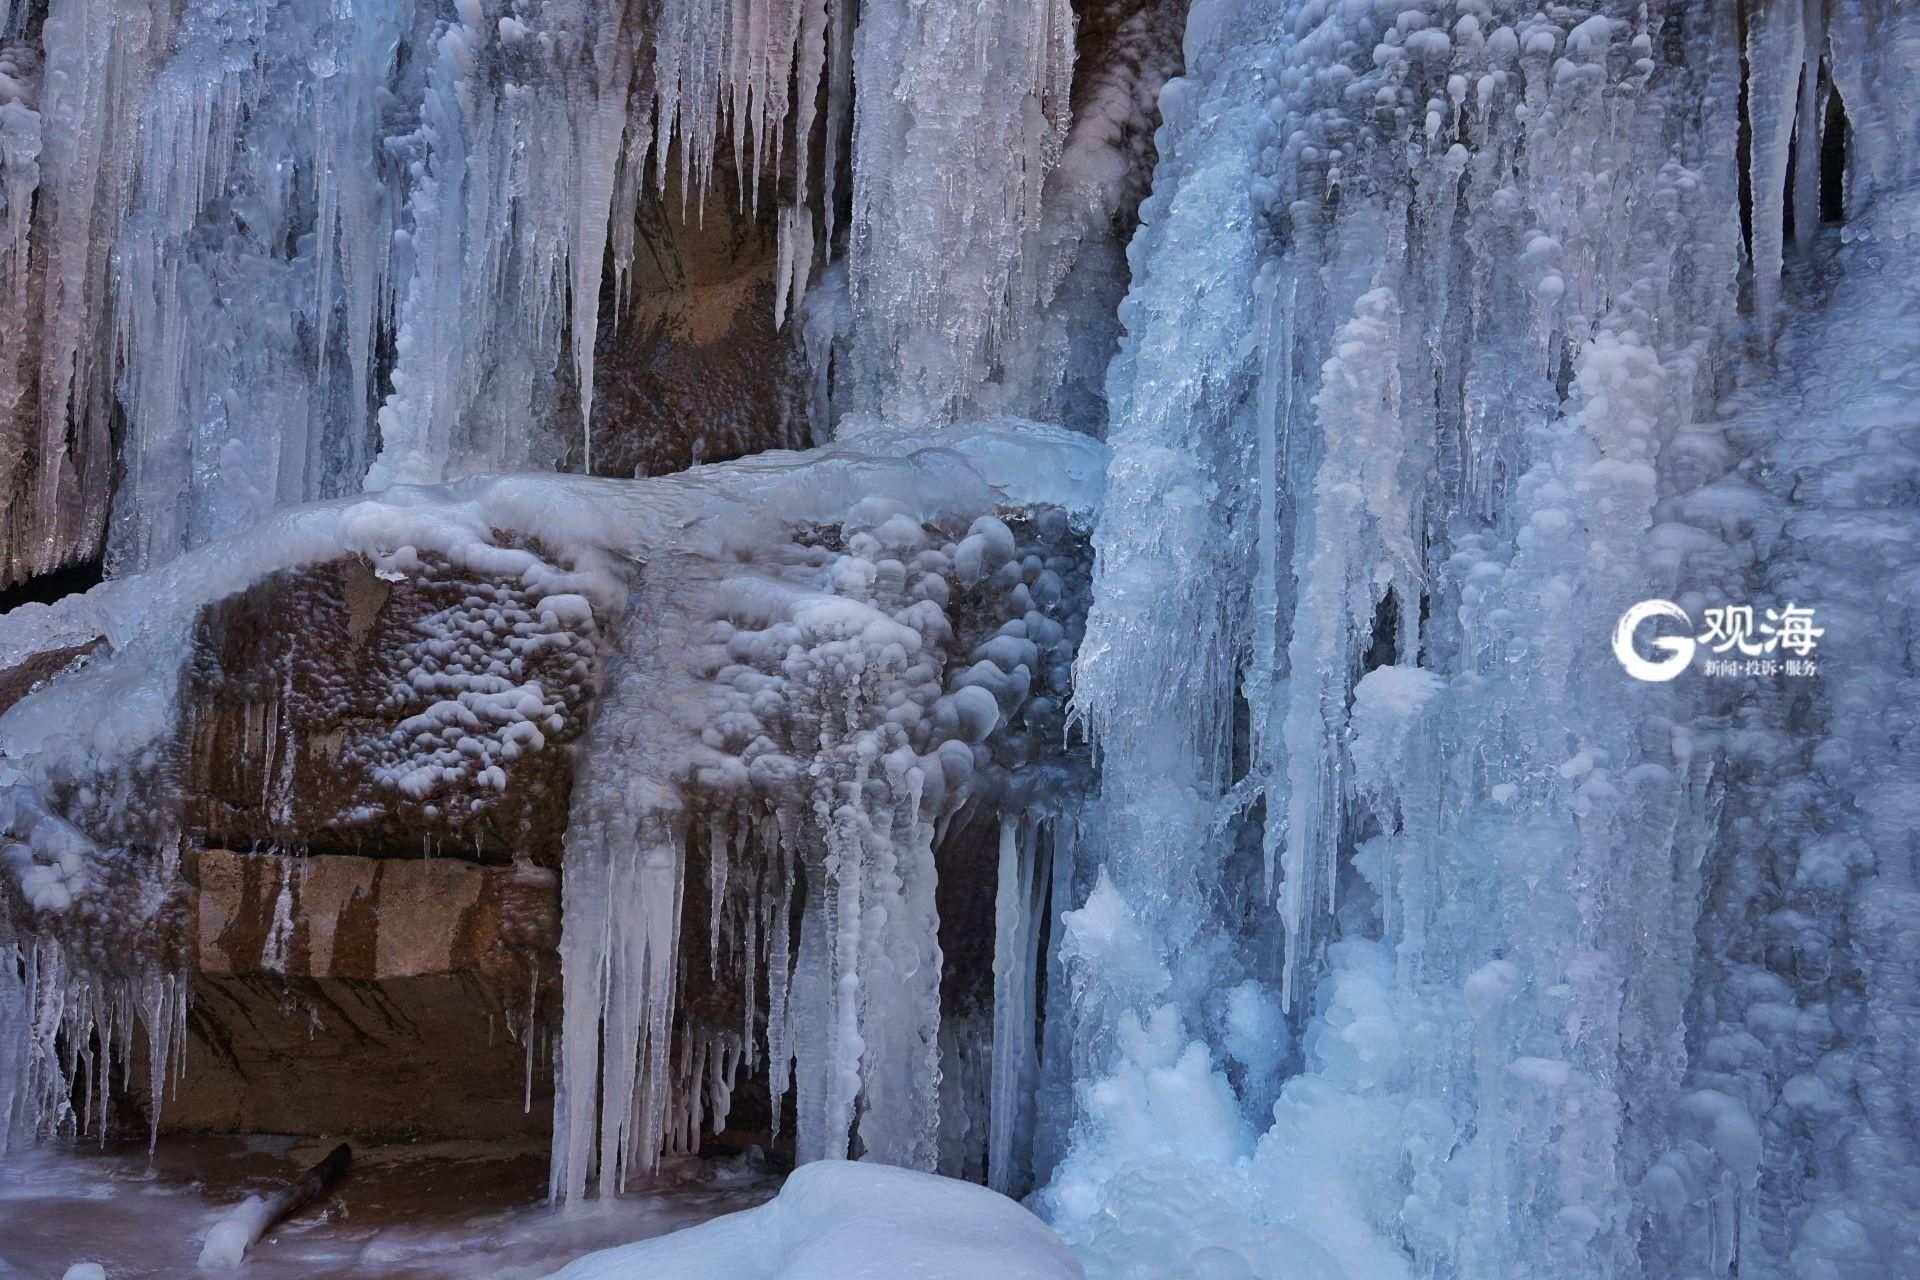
left=543, top=1160, right=1085, bottom=1280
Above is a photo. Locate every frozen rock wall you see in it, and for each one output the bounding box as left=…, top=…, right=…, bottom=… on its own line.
left=0, top=0, right=1160, bottom=596
left=0, top=423, right=1103, bottom=1184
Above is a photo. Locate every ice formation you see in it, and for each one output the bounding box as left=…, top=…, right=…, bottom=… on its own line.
left=0, top=0, right=1136, bottom=586
left=0, top=420, right=1103, bottom=1186
left=1, top=0, right=1918, bottom=1277
left=1046, top=0, right=1920, bottom=1277
left=547, top=434, right=1099, bottom=1200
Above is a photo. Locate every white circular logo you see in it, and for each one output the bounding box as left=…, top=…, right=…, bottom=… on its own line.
left=1613, top=599, right=1697, bottom=682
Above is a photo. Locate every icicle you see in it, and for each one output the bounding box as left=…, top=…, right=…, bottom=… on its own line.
left=1745, top=0, right=1806, bottom=337
left=1278, top=278, right=1411, bottom=1009
left=1030, top=814, right=1078, bottom=1188
left=106, top=0, right=404, bottom=570
left=0, top=70, right=40, bottom=569
left=739, top=818, right=760, bottom=1072
left=0, top=941, right=28, bottom=1152
left=648, top=0, right=813, bottom=214
left=988, top=815, right=1046, bottom=1194
left=1790, top=0, right=1826, bottom=249
left=852, top=751, right=944, bottom=1170
left=566, top=4, right=644, bottom=478
left=773, top=206, right=814, bottom=331
left=819, top=0, right=855, bottom=256
left=1247, top=265, right=1295, bottom=895
left=709, top=818, right=729, bottom=977
left=795, top=790, right=867, bottom=1163
left=523, top=959, right=539, bottom=1116
left=0, top=930, right=187, bottom=1151
left=764, top=803, right=797, bottom=1142
left=550, top=573, right=693, bottom=1203
left=841, top=0, right=1077, bottom=428
left=15, top=0, right=170, bottom=582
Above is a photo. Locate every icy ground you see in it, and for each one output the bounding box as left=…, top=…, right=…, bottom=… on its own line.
left=0, top=1137, right=776, bottom=1278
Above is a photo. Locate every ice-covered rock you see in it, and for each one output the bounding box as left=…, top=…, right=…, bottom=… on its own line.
left=0, top=420, right=1102, bottom=1165
left=549, top=451, right=1098, bottom=1198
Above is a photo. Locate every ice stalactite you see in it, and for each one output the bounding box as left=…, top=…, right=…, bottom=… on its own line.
left=549, top=474, right=1093, bottom=1201
left=835, top=0, right=1076, bottom=430
left=0, top=38, right=40, bottom=551
left=566, top=0, right=646, bottom=476
left=108, top=0, right=404, bottom=573
left=1739, top=0, right=1904, bottom=344
left=1, top=0, right=171, bottom=587
left=367, top=1, right=572, bottom=489
left=1744, top=0, right=1805, bottom=339
left=366, top=0, right=657, bottom=487
left=0, top=935, right=189, bottom=1157
left=988, top=813, right=1060, bottom=1196
left=647, top=0, right=801, bottom=208
left=548, top=560, right=692, bottom=1202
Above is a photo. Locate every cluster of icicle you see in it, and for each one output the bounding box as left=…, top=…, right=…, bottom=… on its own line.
left=550, top=498, right=1091, bottom=1202
left=1050, top=0, right=1920, bottom=1277
left=0, top=0, right=1169, bottom=596
left=0, top=937, right=188, bottom=1155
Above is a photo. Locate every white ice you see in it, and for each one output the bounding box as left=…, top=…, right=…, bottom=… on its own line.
left=543, top=1160, right=1084, bottom=1280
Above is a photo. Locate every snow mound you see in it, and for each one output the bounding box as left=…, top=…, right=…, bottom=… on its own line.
left=544, top=1160, right=1084, bottom=1280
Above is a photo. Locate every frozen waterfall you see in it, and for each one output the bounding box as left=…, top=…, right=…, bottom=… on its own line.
left=0, top=0, right=1916, bottom=1276
left=1052, top=0, right=1920, bottom=1277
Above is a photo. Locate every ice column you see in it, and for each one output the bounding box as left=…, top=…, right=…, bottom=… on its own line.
left=837, top=0, right=1075, bottom=429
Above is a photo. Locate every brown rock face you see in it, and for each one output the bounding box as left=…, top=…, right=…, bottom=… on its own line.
left=157, top=849, right=557, bottom=1140
left=192, top=849, right=558, bottom=982
left=581, top=166, right=810, bottom=479
left=0, top=636, right=102, bottom=720
left=175, top=552, right=604, bottom=867
left=117, top=550, right=605, bottom=1141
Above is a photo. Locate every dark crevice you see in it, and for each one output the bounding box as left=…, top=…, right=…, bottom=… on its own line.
left=1783, top=129, right=1802, bottom=244
left=1820, top=88, right=1849, bottom=223
left=0, top=555, right=105, bottom=615
left=1362, top=591, right=1398, bottom=674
